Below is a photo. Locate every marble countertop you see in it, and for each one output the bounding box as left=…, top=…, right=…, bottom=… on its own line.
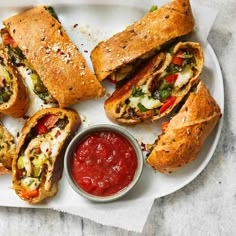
left=1, top=0, right=235, bottom=235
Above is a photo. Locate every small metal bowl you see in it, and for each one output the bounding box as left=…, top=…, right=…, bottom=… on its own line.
left=64, top=124, right=144, bottom=202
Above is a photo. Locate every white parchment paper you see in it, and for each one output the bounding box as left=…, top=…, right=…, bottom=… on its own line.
left=0, top=0, right=220, bottom=232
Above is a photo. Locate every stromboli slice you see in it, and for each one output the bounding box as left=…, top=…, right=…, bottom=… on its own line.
left=146, top=81, right=222, bottom=173
left=91, top=0, right=195, bottom=82
left=12, top=108, right=81, bottom=204
left=0, top=122, right=16, bottom=175
left=1, top=28, right=56, bottom=104
left=3, top=6, right=105, bottom=108
left=104, top=42, right=204, bottom=124
left=0, top=46, right=29, bottom=118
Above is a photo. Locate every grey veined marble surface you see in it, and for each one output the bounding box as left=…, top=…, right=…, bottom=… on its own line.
left=1, top=0, right=236, bottom=235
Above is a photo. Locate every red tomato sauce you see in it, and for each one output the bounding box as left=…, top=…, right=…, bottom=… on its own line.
left=70, top=130, right=138, bottom=197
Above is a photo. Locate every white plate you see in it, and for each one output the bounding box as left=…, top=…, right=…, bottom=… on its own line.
left=0, top=1, right=223, bottom=207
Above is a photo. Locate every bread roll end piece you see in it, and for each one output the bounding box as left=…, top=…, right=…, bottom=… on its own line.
left=3, top=6, right=105, bottom=108
left=91, top=0, right=195, bottom=82
left=146, top=81, right=222, bottom=174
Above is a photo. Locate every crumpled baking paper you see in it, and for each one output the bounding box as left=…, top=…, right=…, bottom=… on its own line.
left=0, top=0, right=218, bottom=232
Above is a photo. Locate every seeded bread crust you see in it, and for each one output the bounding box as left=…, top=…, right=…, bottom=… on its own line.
left=3, top=6, right=105, bottom=108
left=91, top=0, right=195, bottom=81
left=146, top=81, right=222, bottom=173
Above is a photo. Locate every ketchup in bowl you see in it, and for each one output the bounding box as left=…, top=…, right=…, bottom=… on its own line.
left=71, top=130, right=138, bottom=197
left=64, top=124, right=143, bottom=202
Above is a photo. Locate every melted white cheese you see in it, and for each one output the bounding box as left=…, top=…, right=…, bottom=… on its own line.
left=174, top=65, right=193, bottom=88
left=21, top=125, right=67, bottom=191
left=21, top=177, right=40, bottom=191
left=129, top=83, right=162, bottom=110
left=129, top=84, right=162, bottom=110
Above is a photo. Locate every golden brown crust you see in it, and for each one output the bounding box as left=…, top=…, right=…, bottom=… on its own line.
left=12, top=107, right=81, bottom=204
left=0, top=165, right=10, bottom=175
left=0, top=122, right=16, bottom=174
left=104, top=42, right=204, bottom=124
left=146, top=81, right=222, bottom=173
left=91, top=0, right=195, bottom=81
left=0, top=47, right=29, bottom=118
left=3, top=6, right=105, bottom=108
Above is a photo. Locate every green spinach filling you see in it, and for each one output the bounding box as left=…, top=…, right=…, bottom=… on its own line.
left=0, top=58, right=13, bottom=104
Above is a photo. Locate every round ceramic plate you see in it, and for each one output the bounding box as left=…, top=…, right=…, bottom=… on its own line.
left=0, top=1, right=224, bottom=206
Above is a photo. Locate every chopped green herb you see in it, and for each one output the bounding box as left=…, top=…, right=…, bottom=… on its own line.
left=2, top=68, right=12, bottom=83
left=178, top=53, right=193, bottom=59
left=169, top=45, right=175, bottom=55
left=149, top=5, right=158, bottom=12
left=131, top=85, right=145, bottom=97
left=160, top=90, right=170, bottom=100
left=131, top=85, right=136, bottom=96
left=159, top=80, right=169, bottom=90
left=137, top=103, right=148, bottom=112
left=165, top=63, right=183, bottom=74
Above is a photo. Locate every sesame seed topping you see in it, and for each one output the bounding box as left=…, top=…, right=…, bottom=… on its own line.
left=80, top=71, right=85, bottom=76
left=45, top=47, right=51, bottom=54
left=79, top=63, right=85, bottom=70
left=105, top=47, right=111, bottom=52
left=52, top=43, right=60, bottom=52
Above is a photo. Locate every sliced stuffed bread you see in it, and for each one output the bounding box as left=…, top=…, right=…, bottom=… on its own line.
left=0, top=46, right=29, bottom=117
left=2, top=6, right=105, bottom=107
left=12, top=107, right=81, bottom=203
left=146, top=81, right=222, bottom=173
left=104, top=42, right=204, bottom=124
left=91, top=0, right=195, bottom=82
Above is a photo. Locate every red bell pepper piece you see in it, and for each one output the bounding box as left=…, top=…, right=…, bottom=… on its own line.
left=36, top=124, right=48, bottom=135
left=160, top=96, right=176, bottom=114
left=108, top=74, right=117, bottom=84
left=172, top=50, right=184, bottom=66
left=165, top=74, right=178, bottom=84
left=2, top=32, right=17, bottom=48
left=35, top=114, right=59, bottom=135
left=21, top=188, right=39, bottom=199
